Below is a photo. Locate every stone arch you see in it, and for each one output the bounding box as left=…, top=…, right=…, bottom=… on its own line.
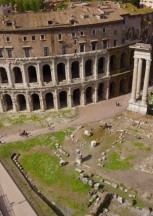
left=109, top=82, right=116, bottom=98
left=45, top=92, right=54, bottom=110
left=98, top=83, right=104, bottom=101
left=73, top=88, right=80, bottom=106
left=98, top=57, right=105, bottom=74
left=17, top=94, right=26, bottom=111
left=120, top=53, right=126, bottom=69
left=128, top=76, right=132, bottom=92
left=86, top=86, right=93, bottom=104
left=85, top=59, right=93, bottom=76
left=13, top=67, right=23, bottom=83
left=0, top=67, right=8, bottom=83
left=119, top=79, right=126, bottom=95
left=42, top=64, right=52, bottom=82
left=3, top=94, right=13, bottom=111
left=31, top=94, right=40, bottom=110
left=71, top=61, right=80, bottom=79
left=57, top=63, right=66, bottom=82
left=110, top=55, right=116, bottom=71
left=59, top=91, right=67, bottom=108
left=28, top=66, right=37, bottom=83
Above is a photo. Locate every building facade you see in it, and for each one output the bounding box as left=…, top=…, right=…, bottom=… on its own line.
left=0, top=2, right=152, bottom=112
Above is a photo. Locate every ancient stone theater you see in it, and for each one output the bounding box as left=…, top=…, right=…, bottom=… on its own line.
left=0, top=2, right=152, bottom=112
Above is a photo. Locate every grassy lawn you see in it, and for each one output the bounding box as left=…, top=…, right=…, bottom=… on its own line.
left=0, top=128, right=90, bottom=216
left=133, top=142, right=151, bottom=151
left=104, top=152, right=133, bottom=171
left=0, top=108, right=78, bottom=128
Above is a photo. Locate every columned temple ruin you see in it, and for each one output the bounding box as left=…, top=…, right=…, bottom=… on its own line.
left=128, top=43, right=152, bottom=115
left=0, top=2, right=152, bottom=113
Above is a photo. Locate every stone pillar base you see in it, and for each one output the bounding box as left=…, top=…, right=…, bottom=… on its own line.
left=127, top=100, right=148, bottom=115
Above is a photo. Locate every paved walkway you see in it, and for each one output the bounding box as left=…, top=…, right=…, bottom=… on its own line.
left=0, top=163, right=37, bottom=216
left=0, top=94, right=130, bottom=144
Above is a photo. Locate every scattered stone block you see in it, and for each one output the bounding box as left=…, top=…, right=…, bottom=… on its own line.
left=112, top=183, right=118, bottom=188
left=84, top=130, right=91, bottom=137
left=129, top=194, right=136, bottom=199
left=94, top=183, right=100, bottom=190
left=88, top=180, right=94, bottom=187
left=82, top=177, right=89, bottom=184
left=91, top=140, right=97, bottom=148
left=117, top=196, right=124, bottom=204
left=125, top=199, right=134, bottom=206
left=75, top=168, right=83, bottom=173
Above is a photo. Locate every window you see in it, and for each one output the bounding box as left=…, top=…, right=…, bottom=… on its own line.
left=113, top=40, right=117, bottom=47
left=91, top=41, right=97, bottom=51
left=0, top=49, right=3, bottom=58
left=103, top=40, right=108, bottom=49
left=103, top=28, right=106, bottom=33
left=23, top=48, right=31, bottom=57
left=58, top=34, right=62, bottom=41
left=92, top=29, right=96, bottom=35
left=44, top=47, right=49, bottom=56
left=40, top=34, right=45, bottom=40
left=72, top=32, right=76, bottom=37
left=6, top=37, right=11, bottom=42
left=48, top=20, right=53, bottom=25
left=32, top=35, right=36, bottom=41
left=62, top=44, right=67, bottom=55
left=80, top=43, right=85, bottom=52
left=74, top=49, right=77, bottom=53
left=23, top=36, right=28, bottom=41
left=80, top=31, right=84, bottom=36
left=6, top=49, right=13, bottom=58
left=114, top=30, right=117, bottom=35
left=74, top=40, right=77, bottom=44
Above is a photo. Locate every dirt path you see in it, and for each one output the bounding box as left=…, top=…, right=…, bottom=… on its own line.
left=0, top=94, right=130, bottom=144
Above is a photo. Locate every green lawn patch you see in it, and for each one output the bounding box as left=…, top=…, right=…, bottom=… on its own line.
left=133, top=142, right=151, bottom=151
left=104, top=152, right=133, bottom=171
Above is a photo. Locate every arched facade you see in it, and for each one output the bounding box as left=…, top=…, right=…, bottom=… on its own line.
left=0, top=67, right=8, bottom=83
left=43, top=65, right=52, bottom=82
left=28, top=66, right=37, bottom=83
left=57, top=63, right=66, bottom=82
left=3, top=94, right=13, bottom=111
left=31, top=94, right=40, bottom=110
left=71, top=61, right=80, bottom=79
left=109, top=82, right=116, bottom=98
left=45, top=92, right=54, bottom=110
left=73, top=88, right=80, bottom=106
left=13, top=67, right=23, bottom=83
left=86, top=87, right=93, bottom=104
left=17, top=94, right=26, bottom=111
left=110, top=55, right=116, bottom=71
left=120, top=53, right=126, bottom=69
left=85, top=59, right=93, bottom=77
left=98, top=57, right=105, bottom=74
left=59, top=91, right=67, bottom=108
left=98, top=83, right=104, bottom=101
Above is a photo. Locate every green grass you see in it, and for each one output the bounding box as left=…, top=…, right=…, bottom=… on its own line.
left=104, top=152, right=133, bottom=171
left=133, top=142, right=151, bottom=151
left=0, top=129, right=73, bottom=157
left=0, top=128, right=90, bottom=215
left=0, top=109, right=78, bottom=128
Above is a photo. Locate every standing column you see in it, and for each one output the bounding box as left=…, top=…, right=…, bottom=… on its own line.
left=0, top=97, right=4, bottom=112
left=68, top=88, right=72, bottom=108
left=52, top=60, right=57, bottom=85
left=7, top=64, right=14, bottom=87
left=129, top=57, right=139, bottom=102
left=39, top=93, right=45, bottom=111
left=94, top=85, right=98, bottom=103
left=66, top=59, right=71, bottom=84
left=106, top=52, right=110, bottom=76
left=37, top=64, right=43, bottom=87
left=22, top=65, right=29, bottom=87
left=141, top=60, right=151, bottom=105
left=80, top=57, right=85, bottom=82
left=12, top=95, right=17, bottom=112
left=94, top=55, right=98, bottom=80
left=54, top=90, right=59, bottom=110
left=136, top=58, right=143, bottom=99
left=81, top=89, right=85, bottom=106
left=26, top=93, right=32, bottom=112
